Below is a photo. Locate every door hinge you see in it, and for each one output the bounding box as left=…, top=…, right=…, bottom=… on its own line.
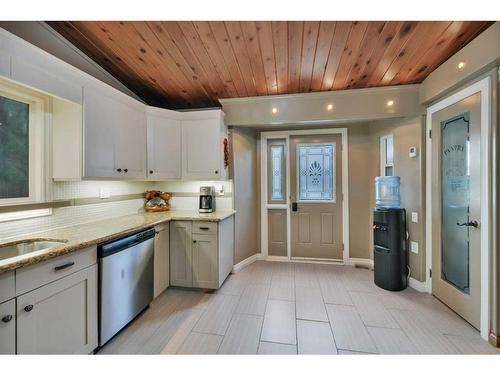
left=429, top=130, right=432, bottom=139
left=429, top=269, right=432, bottom=278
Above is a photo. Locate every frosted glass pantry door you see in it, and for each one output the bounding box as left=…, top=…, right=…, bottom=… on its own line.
left=431, top=92, right=481, bottom=330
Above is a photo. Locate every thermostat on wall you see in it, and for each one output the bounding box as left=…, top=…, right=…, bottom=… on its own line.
left=409, top=146, right=418, bottom=158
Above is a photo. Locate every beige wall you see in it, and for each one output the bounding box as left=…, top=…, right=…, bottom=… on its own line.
left=220, top=85, right=424, bottom=127
left=369, top=117, right=426, bottom=281
left=230, top=127, right=260, bottom=264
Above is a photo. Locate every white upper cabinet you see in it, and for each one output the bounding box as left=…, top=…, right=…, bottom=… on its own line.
left=146, top=107, right=182, bottom=180
left=83, top=84, right=147, bottom=179
left=182, top=109, right=228, bottom=180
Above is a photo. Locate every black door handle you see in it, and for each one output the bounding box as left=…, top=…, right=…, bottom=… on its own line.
left=116, top=168, right=122, bottom=172
left=24, top=304, right=34, bottom=312
left=457, top=220, right=479, bottom=228
left=124, top=168, right=128, bottom=173
left=2, top=315, right=12, bottom=323
left=54, top=261, right=75, bottom=271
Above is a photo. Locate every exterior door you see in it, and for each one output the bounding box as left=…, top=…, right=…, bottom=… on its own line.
left=290, top=134, right=343, bottom=260
left=431, top=92, right=481, bottom=330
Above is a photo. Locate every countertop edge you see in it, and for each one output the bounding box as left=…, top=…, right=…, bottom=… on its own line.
left=0, top=210, right=235, bottom=274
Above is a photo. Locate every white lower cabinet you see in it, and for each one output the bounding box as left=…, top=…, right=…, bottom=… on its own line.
left=170, top=217, right=234, bottom=290
left=170, top=221, right=193, bottom=288
left=16, top=264, right=98, bottom=354
left=0, top=246, right=98, bottom=354
left=0, top=299, right=16, bottom=354
left=192, top=234, right=218, bottom=289
left=154, top=224, right=170, bottom=298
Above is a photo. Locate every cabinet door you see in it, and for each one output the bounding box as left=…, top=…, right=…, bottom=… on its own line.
left=115, top=104, right=147, bottom=179
left=0, top=299, right=16, bottom=354
left=154, top=224, right=170, bottom=298
left=16, top=265, right=98, bottom=354
left=147, top=114, right=181, bottom=179
left=169, top=221, right=193, bottom=287
left=192, top=234, right=218, bottom=289
left=83, top=86, right=119, bottom=178
left=182, top=119, right=223, bottom=179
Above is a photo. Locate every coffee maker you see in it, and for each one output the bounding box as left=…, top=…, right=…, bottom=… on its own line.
left=199, top=186, right=216, bottom=213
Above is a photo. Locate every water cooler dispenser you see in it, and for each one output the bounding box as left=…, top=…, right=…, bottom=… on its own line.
left=373, top=176, right=408, bottom=291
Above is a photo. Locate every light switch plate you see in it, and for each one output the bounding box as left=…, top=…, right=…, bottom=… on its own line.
left=409, top=146, right=418, bottom=158
left=410, top=241, right=419, bottom=254
left=411, top=212, right=418, bottom=223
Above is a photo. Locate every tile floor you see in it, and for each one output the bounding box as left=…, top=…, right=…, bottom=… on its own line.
left=98, top=260, right=499, bottom=355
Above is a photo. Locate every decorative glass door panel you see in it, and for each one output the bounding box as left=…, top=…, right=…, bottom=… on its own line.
left=441, top=112, right=470, bottom=293
left=297, top=143, right=335, bottom=201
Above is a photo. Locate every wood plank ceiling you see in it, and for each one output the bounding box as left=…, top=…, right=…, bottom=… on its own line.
left=47, top=21, right=492, bottom=109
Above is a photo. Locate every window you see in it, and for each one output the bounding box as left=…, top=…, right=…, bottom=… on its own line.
left=0, top=96, right=30, bottom=199
left=267, top=140, right=286, bottom=203
left=380, top=134, right=394, bottom=176
left=297, top=143, right=335, bottom=201
left=0, top=80, right=46, bottom=206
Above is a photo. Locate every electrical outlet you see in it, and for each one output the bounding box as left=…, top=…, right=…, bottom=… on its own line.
left=99, top=187, right=110, bottom=199
left=411, top=212, right=418, bottom=223
left=215, top=184, right=225, bottom=196
left=410, top=241, right=419, bottom=254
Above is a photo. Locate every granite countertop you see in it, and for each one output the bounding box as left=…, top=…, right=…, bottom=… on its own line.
left=0, top=210, right=235, bottom=274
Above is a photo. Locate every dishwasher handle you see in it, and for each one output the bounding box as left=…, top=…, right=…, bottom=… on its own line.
left=98, top=228, right=155, bottom=258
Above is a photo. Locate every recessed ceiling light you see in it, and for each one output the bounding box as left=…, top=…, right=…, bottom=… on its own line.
left=272, top=107, right=278, bottom=114
left=458, top=61, right=466, bottom=69
left=327, top=104, right=333, bottom=111
left=386, top=100, right=394, bottom=107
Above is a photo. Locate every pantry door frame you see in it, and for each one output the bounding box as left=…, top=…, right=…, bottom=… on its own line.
left=260, top=128, right=349, bottom=263
left=425, top=76, right=491, bottom=340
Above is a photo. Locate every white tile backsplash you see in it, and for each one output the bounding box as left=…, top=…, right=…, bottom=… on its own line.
left=0, top=199, right=144, bottom=239
left=0, top=179, right=234, bottom=239
left=52, top=180, right=153, bottom=200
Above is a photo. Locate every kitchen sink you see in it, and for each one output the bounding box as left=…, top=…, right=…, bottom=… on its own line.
left=0, top=239, right=68, bottom=262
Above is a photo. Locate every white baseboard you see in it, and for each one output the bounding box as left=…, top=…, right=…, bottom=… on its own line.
left=348, top=258, right=374, bottom=269
left=232, top=253, right=261, bottom=273
left=264, top=256, right=289, bottom=262
left=409, top=277, right=427, bottom=293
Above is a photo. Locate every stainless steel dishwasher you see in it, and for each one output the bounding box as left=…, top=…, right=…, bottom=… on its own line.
left=97, top=227, right=155, bottom=348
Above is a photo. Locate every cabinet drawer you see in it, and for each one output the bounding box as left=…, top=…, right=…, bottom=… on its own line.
left=16, top=246, right=97, bottom=295
left=192, top=222, right=218, bottom=235
left=0, top=298, right=16, bottom=354
left=0, top=271, right=15, bottom=304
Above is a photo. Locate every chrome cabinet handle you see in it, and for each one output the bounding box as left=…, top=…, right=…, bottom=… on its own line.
left=54, top=261, right=75, bottom=271
left=24, top=304, right=34, bottom=312
left=457, top=220, right=479, bottom=228
left=2, top=315, right=12, bottom=323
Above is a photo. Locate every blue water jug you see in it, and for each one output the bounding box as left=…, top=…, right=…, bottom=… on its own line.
left=375, top=176, right=401, bottom=208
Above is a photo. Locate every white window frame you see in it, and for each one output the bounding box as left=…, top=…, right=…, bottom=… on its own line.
left=380, top=134, right=394, bottom=176
left=0, top=80, right=48, bottom=207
